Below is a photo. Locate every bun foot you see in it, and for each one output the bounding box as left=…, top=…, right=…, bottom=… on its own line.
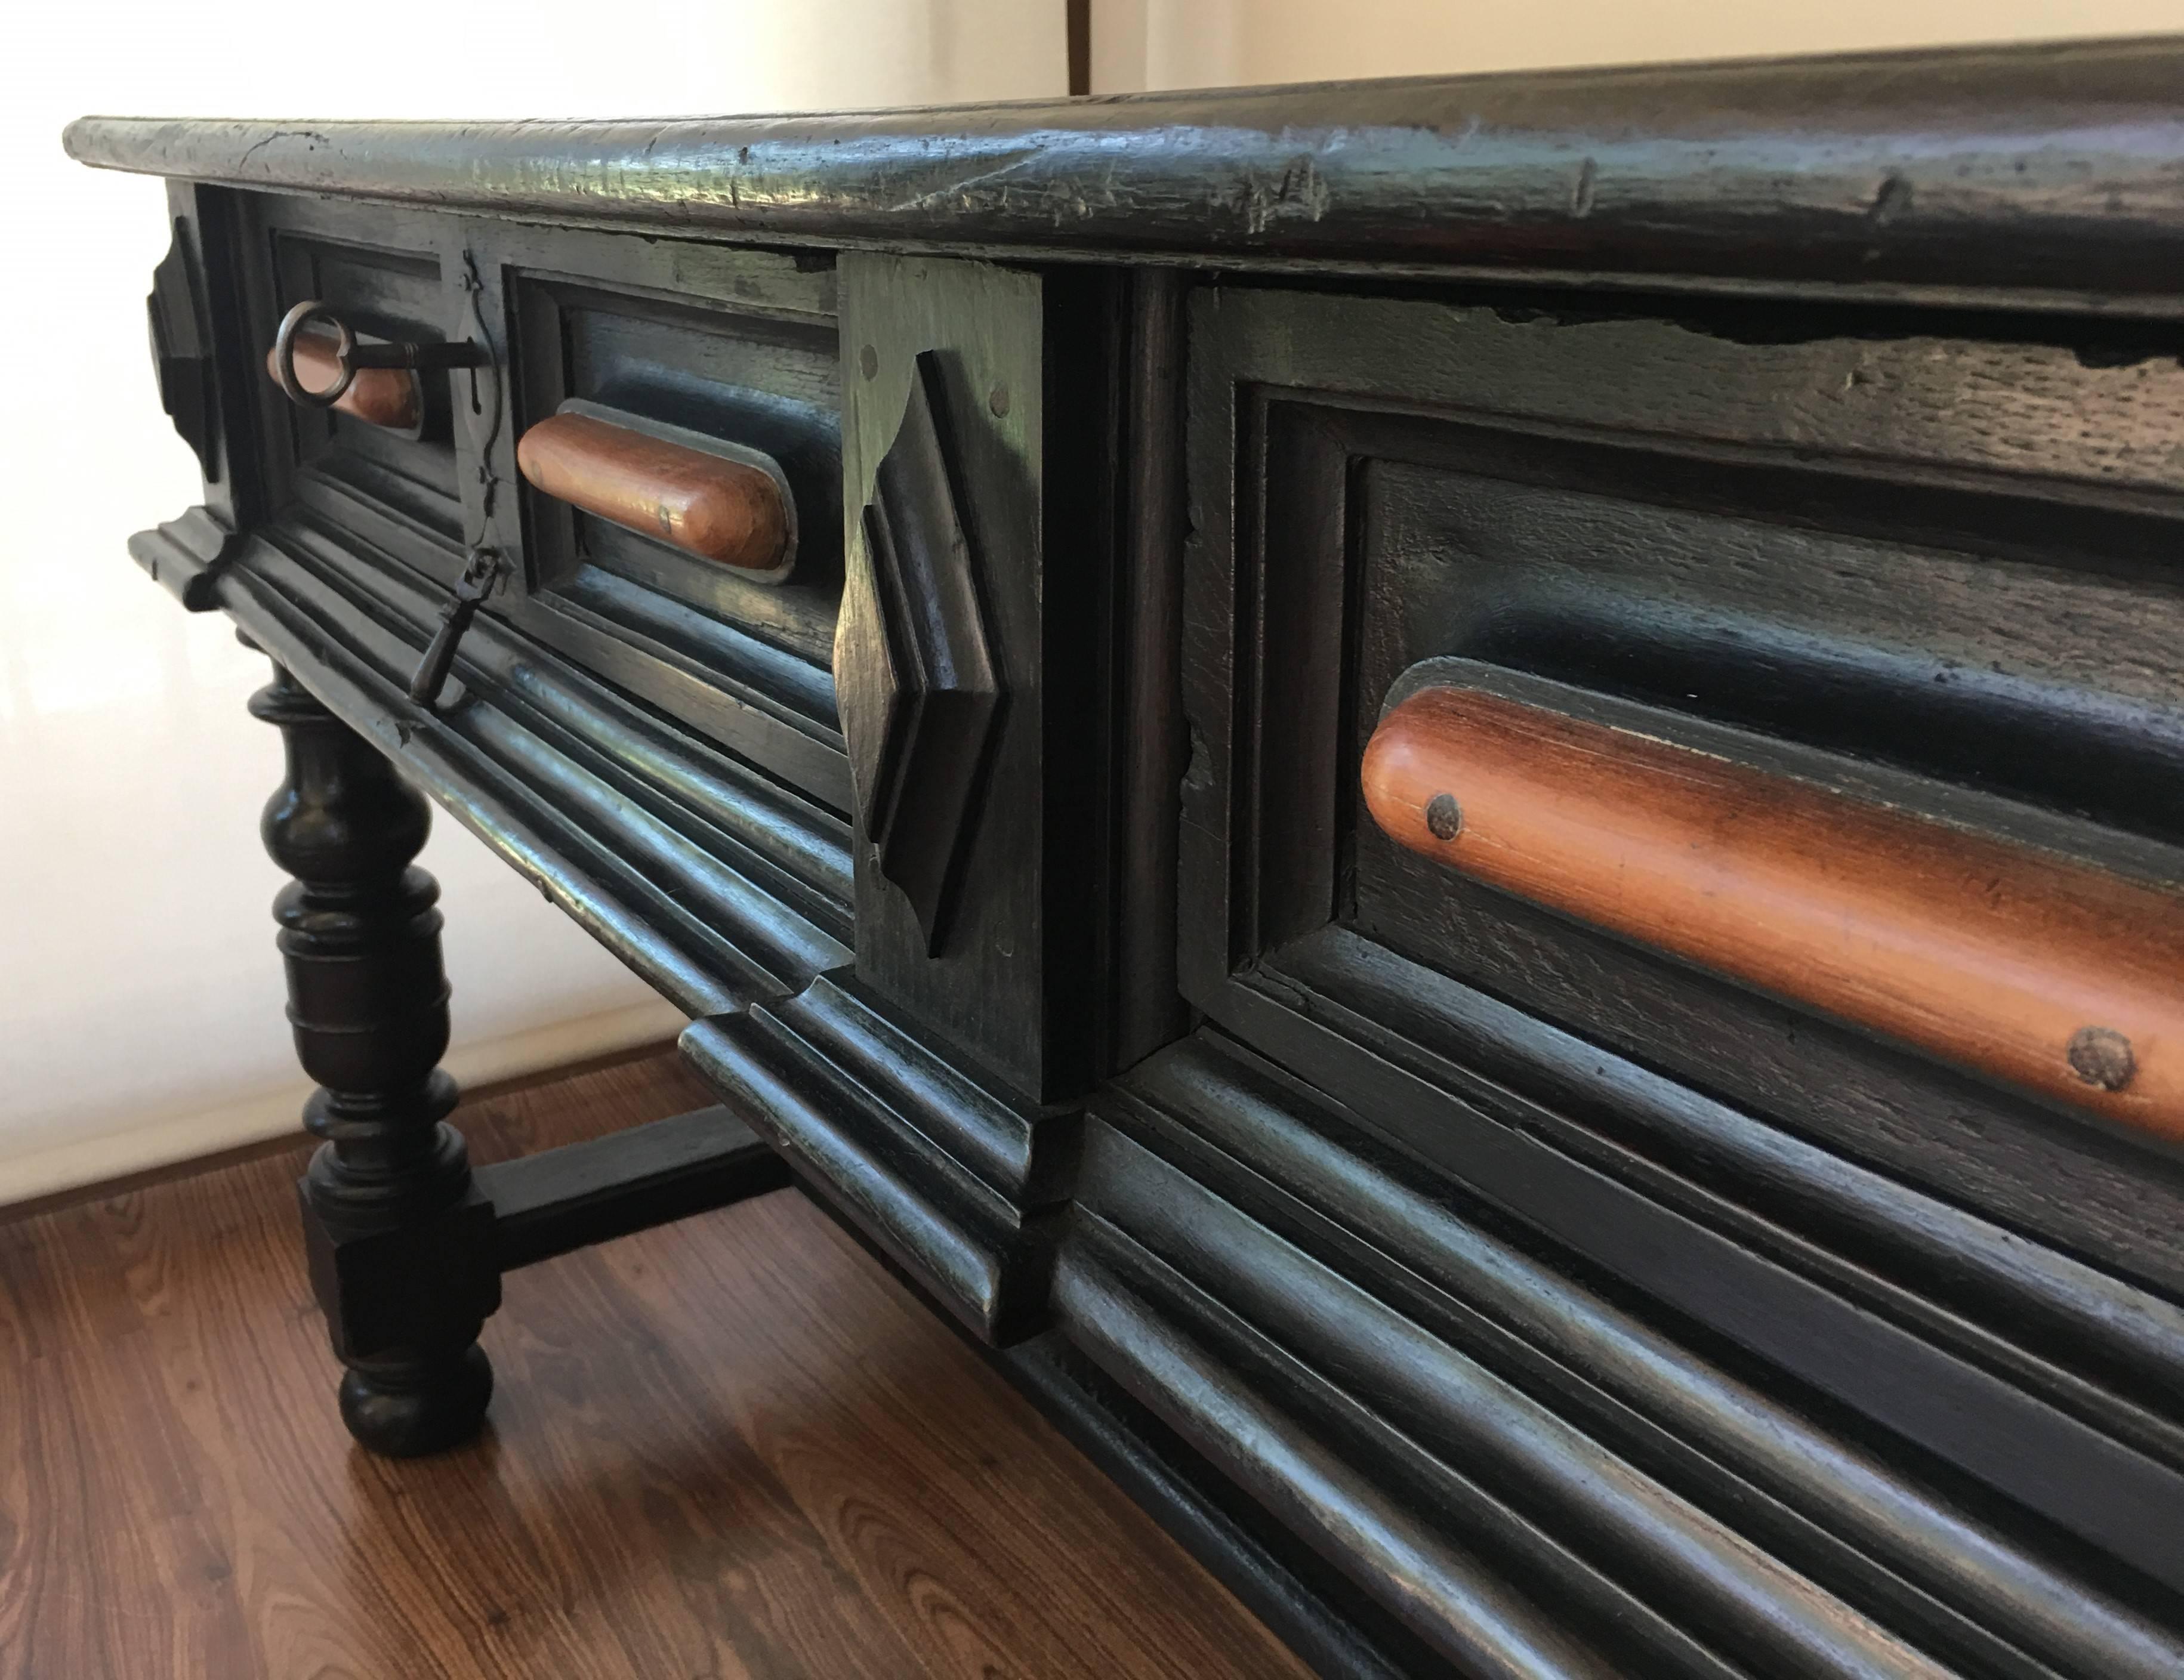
left=338, top=1344, right=493, bottom=1457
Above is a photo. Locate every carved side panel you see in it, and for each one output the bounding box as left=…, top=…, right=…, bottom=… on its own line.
left=148, top=220, right=217, bottom=482
left=837, top=255, right=1072, bottom=1098
left=131, top=183, right=265, bottom=610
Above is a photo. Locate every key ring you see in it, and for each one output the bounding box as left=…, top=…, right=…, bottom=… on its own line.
left=272, top=299, right=357, bottom=407
left=272, top=297, right=493, bottom=413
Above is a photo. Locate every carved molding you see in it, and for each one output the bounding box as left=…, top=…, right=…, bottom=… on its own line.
left=681, top=974, right=1076, bottom=1342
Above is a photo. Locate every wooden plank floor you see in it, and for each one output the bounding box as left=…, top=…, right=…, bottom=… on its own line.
left=0, top=1048, right=1309, bottom=1680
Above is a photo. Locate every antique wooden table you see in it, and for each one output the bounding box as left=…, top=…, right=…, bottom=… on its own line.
left=66, top=38, right=2184, bottom=1677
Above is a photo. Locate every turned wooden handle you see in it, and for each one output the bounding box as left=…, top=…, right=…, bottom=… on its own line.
left=516, top=410, right=789, bottom=571
left=263, top=328, right=420, bottom=431
left=1362, top=685, right=2184, bottom=1141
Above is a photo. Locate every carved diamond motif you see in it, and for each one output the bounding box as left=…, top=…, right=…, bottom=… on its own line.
left=841, top=351, right=1003, bottom=955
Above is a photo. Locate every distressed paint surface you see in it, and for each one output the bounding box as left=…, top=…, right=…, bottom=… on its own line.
left=64, top=38, right=2184, bottom=310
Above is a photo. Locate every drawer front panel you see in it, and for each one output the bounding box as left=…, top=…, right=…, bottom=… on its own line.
left=1186, top=283, right=2184, bottom=1267
left=498, top=234, right=845, bottom=808
left=1177, top=282, right=2184, bottom=1646
left=510, top=270, right=843, bottom=669
left=255, top=224, right=465, bottom=542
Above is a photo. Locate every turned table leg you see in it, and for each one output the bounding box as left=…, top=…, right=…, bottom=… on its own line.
left=251, top=663, right=499, bottom=1456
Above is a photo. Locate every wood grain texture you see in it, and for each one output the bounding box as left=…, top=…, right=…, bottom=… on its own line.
left=1363, top=684, right=2184, bottom=1141
left=263, top=327, right=420, bottom=431
left=0, top=1049, right=1305, bottom=1680
left=517, top=410, right=789, bottom=570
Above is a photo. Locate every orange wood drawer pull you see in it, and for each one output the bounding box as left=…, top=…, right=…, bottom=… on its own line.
left=516, top=410, right=790, bottom=572
left=262, top=329, right=421, bottom=431
left=1362, top=684, right=2184, bottom=1141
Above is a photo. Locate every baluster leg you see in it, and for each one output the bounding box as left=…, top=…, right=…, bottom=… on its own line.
left=251, top=663, right=498, bottom=1456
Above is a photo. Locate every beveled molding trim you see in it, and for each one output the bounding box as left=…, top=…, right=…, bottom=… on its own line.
left=681, top=972, right=1081, bottom=1343
left=181, top=508, right=854, bottom=1021
left=63, top=38, right=2184, bottom=313
left=1068, top=1030, right=2184, bottom=1679
left=129, top=503, right=242, bottom=611
left=1218, top=933, right=2184, bottom=1593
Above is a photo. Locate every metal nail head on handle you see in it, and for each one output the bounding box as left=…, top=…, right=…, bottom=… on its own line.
left=270, top=299, right=490, bottom=409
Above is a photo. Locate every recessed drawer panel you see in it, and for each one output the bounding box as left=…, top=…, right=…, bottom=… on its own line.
left=260, top=228, right=465, bottom=543
left=511, top=276, right=841, bottom=661
left=1186, top=284, right=2184, bottom=1245
left=505, top=252, right=847, bottom=808
left=1180, top=283, right=2184, bottom=1607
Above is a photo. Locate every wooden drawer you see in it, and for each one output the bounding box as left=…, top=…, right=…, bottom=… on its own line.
left=249, top=215, right=471, bottom=547
left=207, top=196, right=855, bottom=1019
left=241, top=197, right=849, bottom=813
left=1174, top=281, right=2184, bottom=1603
left=503, top=246, right=846, bottom=806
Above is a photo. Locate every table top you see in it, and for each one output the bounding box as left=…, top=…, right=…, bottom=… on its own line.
left=63, top=36, right=2184, bottom=311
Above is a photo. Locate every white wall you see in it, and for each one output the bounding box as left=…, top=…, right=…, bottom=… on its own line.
left=1092, top=0, right=2184, bottom=91
left=1, top=1, right=1065, bottom=1203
